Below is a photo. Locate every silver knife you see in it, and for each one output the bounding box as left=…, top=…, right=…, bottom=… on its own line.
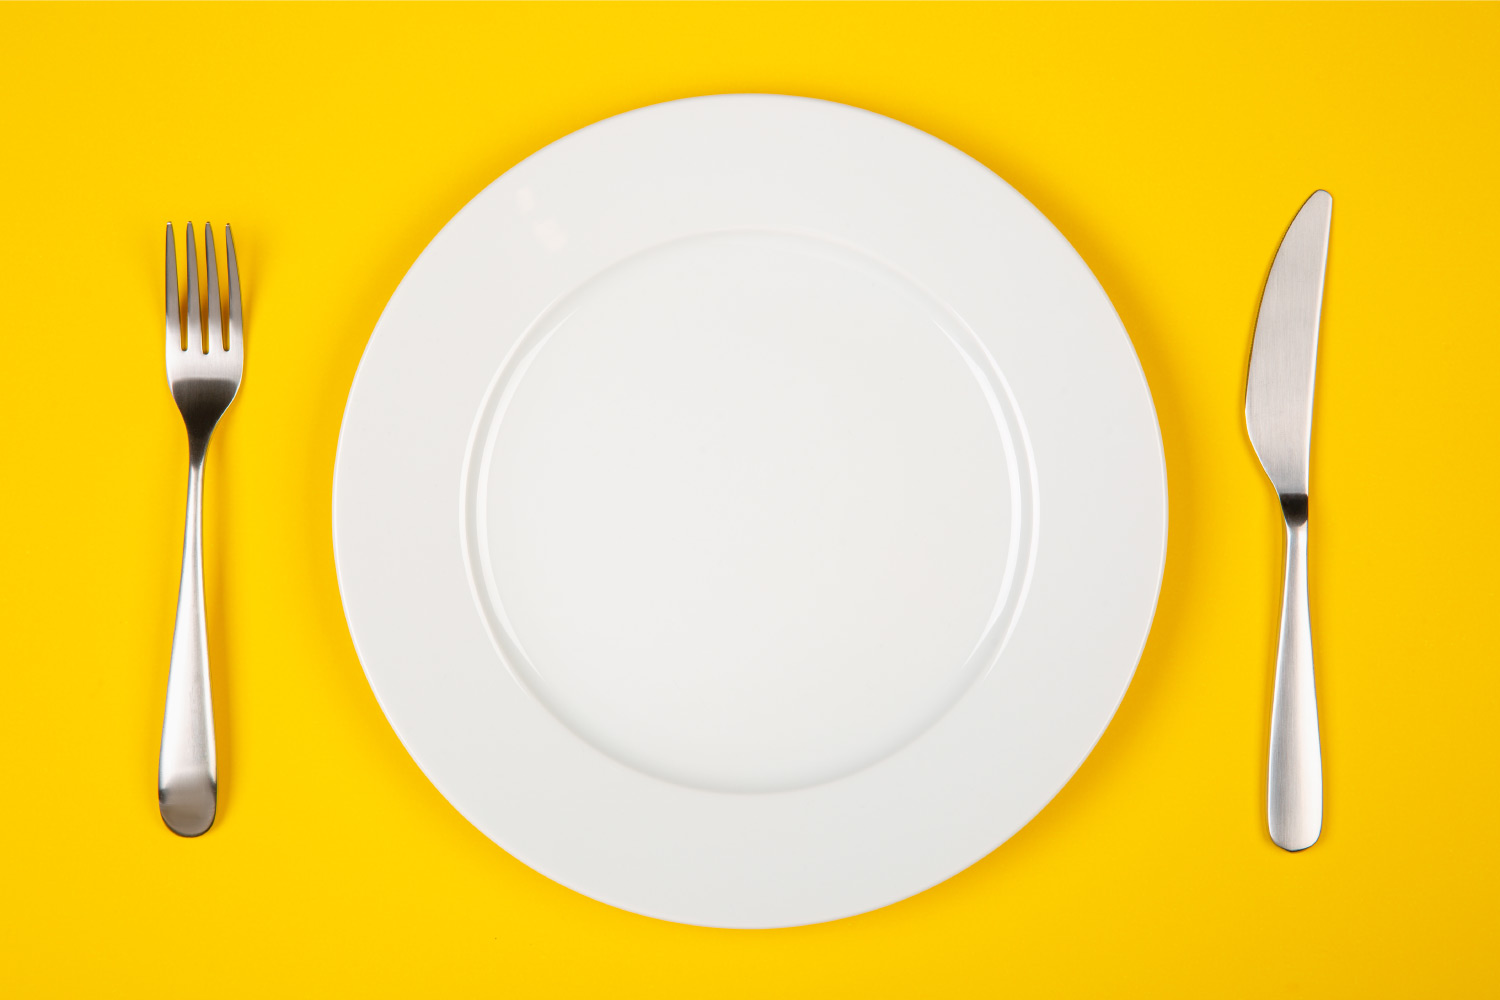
left=1245, top=190, right=1332, bottom=852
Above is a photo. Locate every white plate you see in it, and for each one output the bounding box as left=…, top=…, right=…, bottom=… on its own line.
left=333, top=95, right=1166, bottom=928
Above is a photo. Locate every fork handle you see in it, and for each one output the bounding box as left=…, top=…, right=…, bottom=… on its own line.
left=1267, top=495, right=1321, bottom=851
left=159, top=440, right=217, bottom=836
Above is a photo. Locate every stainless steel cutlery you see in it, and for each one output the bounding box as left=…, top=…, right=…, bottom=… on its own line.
left=1245, top=191, right=1332, bottom=852
left=159, top=223, right=243, bottom=837
left=146, top=196, right=1332, bottom=856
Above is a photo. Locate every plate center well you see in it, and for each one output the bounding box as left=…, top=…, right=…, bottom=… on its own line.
left=463, top=230, right=1034, bottom=792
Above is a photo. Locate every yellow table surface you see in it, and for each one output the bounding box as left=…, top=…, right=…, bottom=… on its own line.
left=3, top=2, right=1497, bottom=995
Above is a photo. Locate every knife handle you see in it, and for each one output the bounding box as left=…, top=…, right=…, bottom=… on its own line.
left=1268, top=493, right=1322, bottom=851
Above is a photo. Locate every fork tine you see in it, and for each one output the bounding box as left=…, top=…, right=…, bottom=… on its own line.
left=204, top=224, right=223, bottom=351
left=225, top=224, right=242, bottom=355
left=185, top=223, right=203, bottom=353
left=165, top=224, right=182, bottom=352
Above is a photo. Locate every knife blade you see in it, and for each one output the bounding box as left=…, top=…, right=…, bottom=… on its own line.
left=1246, top=190, right=1332, bottom=495
left=1245, top=190, right=1331, bottom=852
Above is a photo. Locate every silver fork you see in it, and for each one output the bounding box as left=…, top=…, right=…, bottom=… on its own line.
left=160, top=222, right=243, bottom=837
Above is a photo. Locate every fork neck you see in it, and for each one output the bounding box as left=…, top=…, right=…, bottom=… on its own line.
left=186, top=428, right=214, bottom=468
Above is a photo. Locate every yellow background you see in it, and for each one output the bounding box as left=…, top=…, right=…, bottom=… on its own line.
left=2, top=2, right=1496, bottom=995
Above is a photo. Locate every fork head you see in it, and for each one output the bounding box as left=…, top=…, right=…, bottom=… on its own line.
left=166, top=223, right=243, bottom=442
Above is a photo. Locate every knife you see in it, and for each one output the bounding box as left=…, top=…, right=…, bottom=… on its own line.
left=1245, top=189, right=1332, bottom=852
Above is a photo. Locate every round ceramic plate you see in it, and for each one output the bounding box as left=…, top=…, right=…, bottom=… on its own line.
left=333, top=95, right=1166, bottom=928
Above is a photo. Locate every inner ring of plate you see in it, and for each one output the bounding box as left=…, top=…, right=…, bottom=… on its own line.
left=461, top=228, right=1037, bottom=793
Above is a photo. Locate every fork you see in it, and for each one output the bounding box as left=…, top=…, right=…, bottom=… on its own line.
left=159, top=222, right=243, bottom=837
